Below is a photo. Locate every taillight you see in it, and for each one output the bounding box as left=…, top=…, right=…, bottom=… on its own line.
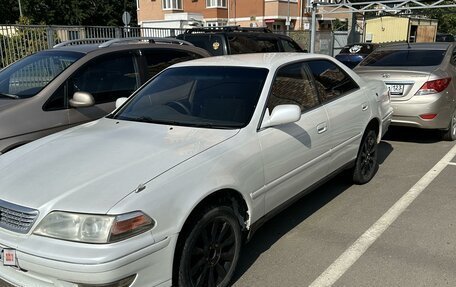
left=415, top=78, right=451, bottom=95
left=419, top=114, right=437, bottom=120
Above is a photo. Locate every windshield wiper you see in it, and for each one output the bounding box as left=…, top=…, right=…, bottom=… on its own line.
left=0, top=93, right=19, bottom=99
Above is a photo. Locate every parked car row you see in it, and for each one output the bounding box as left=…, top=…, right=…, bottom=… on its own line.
left=0, top=51, right=392, bottom=287
left=0, top=29, right=454, bottom=287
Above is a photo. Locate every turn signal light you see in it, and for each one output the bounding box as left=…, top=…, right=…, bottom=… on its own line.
left=415, top=78, right=451, bottom=95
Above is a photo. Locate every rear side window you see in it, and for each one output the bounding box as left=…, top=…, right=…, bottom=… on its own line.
left=306, top=60, right=358, bottom=102
left=143, top=49, right=203, bottom=80
left=228, top=35, right=279, bottom=54
left=268, top=62, right=320, bottom=113
left=69, top=52, right=139, bottom=105
left=178, top=35, right=225, bottom=56
left=360, top=49, right=446, bottom=66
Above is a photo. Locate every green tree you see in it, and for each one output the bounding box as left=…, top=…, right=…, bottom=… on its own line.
left=3, top=0, right=137, bottom=26
left=0, top=0, right=21, bottom=24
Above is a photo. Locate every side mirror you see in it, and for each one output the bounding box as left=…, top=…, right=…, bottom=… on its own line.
left=69, top=91, right=95, bottom=108
left=261, top=104, right=301, bottom=129
left=115, top=97, right=128, bottom=109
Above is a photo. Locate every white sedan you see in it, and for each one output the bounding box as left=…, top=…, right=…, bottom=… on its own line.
left=0, top=53, right=392, bottom=287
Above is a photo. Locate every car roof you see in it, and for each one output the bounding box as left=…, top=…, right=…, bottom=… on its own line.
left=380, top=42, right=453, bottom=50
left=171, top=53, right=333, bottom=69
left=39, top=41, right=210, bottom=56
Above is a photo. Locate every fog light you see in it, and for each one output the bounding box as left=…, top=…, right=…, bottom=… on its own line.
left=77, top=274, right=136, bottom=287
left=419, top=114, right=437, bottom=120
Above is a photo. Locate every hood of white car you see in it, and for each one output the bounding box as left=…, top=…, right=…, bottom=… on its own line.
left=0, top=118, right=239, bottom=213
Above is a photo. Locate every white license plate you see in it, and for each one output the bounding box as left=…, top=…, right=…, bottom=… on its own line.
left=387, top=84, right=404, bottom=95
left=0, top=248, right=17, bottom=266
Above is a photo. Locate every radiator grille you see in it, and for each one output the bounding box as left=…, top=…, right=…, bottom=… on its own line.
left=0, top=199, right=39, bottom=234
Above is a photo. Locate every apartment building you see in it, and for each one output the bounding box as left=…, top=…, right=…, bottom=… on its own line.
left=136, top=0, right=346, bottom=31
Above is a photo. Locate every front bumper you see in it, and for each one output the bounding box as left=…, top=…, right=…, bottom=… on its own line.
left=391, top=92, right=455, bottom=130
left=0, top=234, right=177, bottom=287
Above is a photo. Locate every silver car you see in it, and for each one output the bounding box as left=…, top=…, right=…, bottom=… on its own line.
left=355, top=42, right=456, bottom=141
left=0, top=38, right=210, bottom=154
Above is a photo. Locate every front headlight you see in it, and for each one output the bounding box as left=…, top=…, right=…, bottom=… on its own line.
left=33, top=211, right=154, bottom=244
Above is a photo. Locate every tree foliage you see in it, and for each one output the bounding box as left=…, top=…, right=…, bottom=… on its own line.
left=0, top=0, right=137, bottom=26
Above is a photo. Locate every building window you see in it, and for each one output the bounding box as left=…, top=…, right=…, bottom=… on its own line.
left=163, top=0, right=182, bottom=10
left=206, top=0, right=226, bottom=8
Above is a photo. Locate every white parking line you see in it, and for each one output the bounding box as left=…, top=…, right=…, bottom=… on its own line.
left=448, top=162, right=456, bottom=166
left=309, top=144, right=456, bottom=287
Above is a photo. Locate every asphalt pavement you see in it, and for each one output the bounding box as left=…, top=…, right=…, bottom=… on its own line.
left=233, top=126, right=456, bottom=287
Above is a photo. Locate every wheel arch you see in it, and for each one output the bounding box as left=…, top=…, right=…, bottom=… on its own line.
left=172, top=188, right=250, bottom=284
left=366, top=117, right=381, bottom=142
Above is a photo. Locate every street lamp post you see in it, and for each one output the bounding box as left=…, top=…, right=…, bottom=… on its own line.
left=286, top=0, right=290, bottom=31
left=18, top=0, right=23, bottom=18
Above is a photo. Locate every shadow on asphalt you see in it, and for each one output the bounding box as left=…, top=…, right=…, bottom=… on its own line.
left=232, top=142, right=393, bottom=282
left=383, top=126, right=442, bottom=144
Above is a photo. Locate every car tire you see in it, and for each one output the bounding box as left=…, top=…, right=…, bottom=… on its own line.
left=178, top=206, right=242, bottom=287
left=352, top=129, right=378, bottom=184
left=442, top=109, right=456, bottom=141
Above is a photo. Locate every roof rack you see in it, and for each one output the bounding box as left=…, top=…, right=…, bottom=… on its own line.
left=98, top=37, right=194, bottom=48
left=53, top=38, right=113, bottom=48
left=53, top=37, right=193, bottom=49
left=183, top=26, right=272, bottom=34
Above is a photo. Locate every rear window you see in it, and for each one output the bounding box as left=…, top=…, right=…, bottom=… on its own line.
left=360, top=49, right=446, bottom=67
left=340, top=44, right=376, bottom=55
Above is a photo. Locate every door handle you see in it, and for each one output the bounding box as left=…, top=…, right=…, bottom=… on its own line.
left=317, top=123, right=327, bottom=134
left=362, top=103, right=369, bottom=111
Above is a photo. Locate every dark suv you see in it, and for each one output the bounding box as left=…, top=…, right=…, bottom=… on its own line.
left=176, top=26, right=304, bottom=56
left=0, top=38, right=210, bottom=154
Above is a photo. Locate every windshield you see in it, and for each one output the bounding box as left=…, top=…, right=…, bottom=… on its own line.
left=0, top=51, right=83, bottom=99
left=360, top=49, right=446, bottom=67
left=112, top=66, right=269, bottom=129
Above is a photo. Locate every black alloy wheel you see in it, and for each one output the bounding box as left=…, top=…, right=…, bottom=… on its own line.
left=353, top=129, right=378, bottom=184
left=178, top=206, right=242, bottom=287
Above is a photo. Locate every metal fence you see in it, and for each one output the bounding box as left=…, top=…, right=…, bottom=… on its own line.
left=0, top=24, right=351, bottom=68
left=0, top=25, right=186, bottom=68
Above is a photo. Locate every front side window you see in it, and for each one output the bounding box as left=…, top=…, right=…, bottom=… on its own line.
left=228, top=36, right=279, bottom=54
left=163, top=0, right=182, bottom=9
left=268, top=62, right=319, bottom=113
left=281, top=39, right=302, bottom=52
left=0, top=51, right=82, bottom=99
left=206, top=0, right=227, bottom=8
left=112, top=66, right=268, bottom=129
left=306, top=60, right=358, bottom=102
left=68, top=52, right=139, bottom=105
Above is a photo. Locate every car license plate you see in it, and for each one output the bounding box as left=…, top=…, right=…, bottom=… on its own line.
left=387, top=84, right=404, bottom=95
left=0, top=248, right=17, bottom=266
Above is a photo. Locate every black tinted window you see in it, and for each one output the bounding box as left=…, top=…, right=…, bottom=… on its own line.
left=281, top=39, right=302, bottom=52
left=228, top=35, right=279, bottom=54
left=360, top=49, right=446, bottom=66
left=113, top=67, right=268, bottom=128
left=307, top=60, right=358, bottom=102
left=43, top=84, right=66, bottom=111
left=69, top=52, right=139, bottom=105
left=179, top=35, right=225, bottom=56
left=143, top=49, right=203, bottom=80
left=268, top=62, right=319, bottom=113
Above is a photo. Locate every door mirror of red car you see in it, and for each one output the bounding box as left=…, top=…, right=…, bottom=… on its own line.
left=261, top=104, right=301, bottom=129
left=69, top=91, right=95, bottom=108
